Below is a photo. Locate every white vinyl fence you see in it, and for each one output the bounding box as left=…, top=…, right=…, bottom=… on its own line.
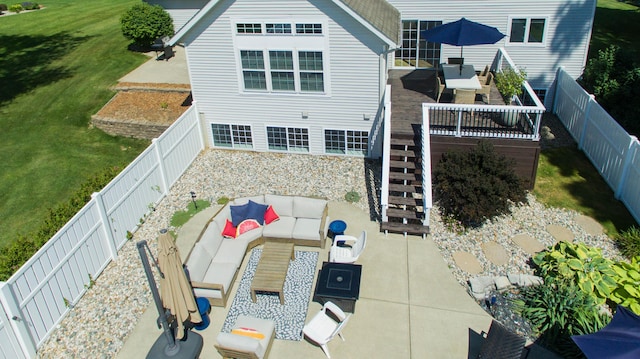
left=0, top=103, right=204, bottom=358
left=553, top=68, right=640, bottom=224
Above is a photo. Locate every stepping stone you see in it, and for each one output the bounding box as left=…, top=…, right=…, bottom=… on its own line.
left=452, top=251, right=483, bottom=274
left=511, top=233, right=546, bottom=255
left=481, top=241, right=510, bottom=266
left=575, top=214, right=603, bottom=236
left=546, top=225, right=574, bottom=243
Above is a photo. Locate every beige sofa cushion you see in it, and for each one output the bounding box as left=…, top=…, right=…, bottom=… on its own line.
left=265, top=194, right=293, bottom=217
left=214, top=238, right=249, bottom=269
left=185, top=243, right=212, bottom=282
left=199, top=220, right=224, bottom=256
left=293, top=218, right=322, bottom=240
left=262, top=216, right=296, bottom=238
left=203, top=262, right=236, bottom=290
left=212, top=205, right=231, bottom=231
left=216, top=333, right=262, bottom=357
left=233, top=195, right=266, bottom=205
left=293, top=197, right=326, bottom=219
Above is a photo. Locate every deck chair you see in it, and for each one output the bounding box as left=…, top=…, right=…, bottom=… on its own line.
left=330, top=230, right=366, bottom=263
left=303, top=301, right=351, bottom=358
left=476, top=320, right=526, bottom=359
left=435, top=76, right=446, bottom=103
left=454, top=88, right=476, bottom=104
left=477, top=64, right=490, bottom=80
left=476, top=72, right=494, bottom=104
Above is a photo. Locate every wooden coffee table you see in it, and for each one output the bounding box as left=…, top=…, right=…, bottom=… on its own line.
left=250, top=242, right=295, bottom=304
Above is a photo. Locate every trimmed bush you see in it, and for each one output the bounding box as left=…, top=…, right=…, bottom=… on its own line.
left=433, top=140, right=527, bottom=227
left=0, top=166, right=124, bottom=280
left=20, top=2, right=38, bottom=10
left=9, top=3, right=22, bottom=13
left=0, top=4, right=8, bottom=11
left=616, top=226, right=640, bottom=259
left=120, top=3, right=174, bottom=48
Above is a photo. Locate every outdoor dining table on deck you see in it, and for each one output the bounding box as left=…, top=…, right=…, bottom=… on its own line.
left=442, top=64, right=482, bottom=90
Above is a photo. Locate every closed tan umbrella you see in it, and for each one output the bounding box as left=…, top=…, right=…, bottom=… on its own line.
left=157, top=232, right=202, bottom=340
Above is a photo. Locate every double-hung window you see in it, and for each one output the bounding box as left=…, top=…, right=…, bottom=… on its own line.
left=267, top=127, right=309, bottom=152
left=240, top=50, right=324, bottom=93
left=324, top=129, right=368, bottom=156
left=211, top=124, right=253, bottom=149
left=508, top=18, right=546, bottom=45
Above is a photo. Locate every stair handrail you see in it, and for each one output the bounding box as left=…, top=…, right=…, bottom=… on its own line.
left=381, top=84, right=392, bottom=222
left=421, top=103, right=433, bottom=226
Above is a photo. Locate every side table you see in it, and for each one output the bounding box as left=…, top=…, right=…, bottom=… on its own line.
left=328, top=220, right=347, bottom=239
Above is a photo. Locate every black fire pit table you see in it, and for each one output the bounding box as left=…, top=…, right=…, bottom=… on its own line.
left=313, top=262, right=362, bottom=313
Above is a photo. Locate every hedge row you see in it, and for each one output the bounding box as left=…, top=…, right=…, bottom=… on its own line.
left=0, top=166, right=123, bottom=281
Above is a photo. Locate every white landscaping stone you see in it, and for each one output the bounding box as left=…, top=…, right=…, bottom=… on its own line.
left=494, top=276, right=511, bottom=291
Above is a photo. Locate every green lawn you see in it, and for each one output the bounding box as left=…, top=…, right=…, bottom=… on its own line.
left=0, top=0, right=149, bottom=247
left=590, top=0, right=640, bottom=59
left=534, top=146, right=637, bottom=236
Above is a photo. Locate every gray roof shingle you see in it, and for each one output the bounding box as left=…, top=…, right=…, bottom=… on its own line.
left=340, top=0, right=400, bottom=44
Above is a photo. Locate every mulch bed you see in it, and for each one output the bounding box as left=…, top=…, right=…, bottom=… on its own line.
left=95, top=87, right=192, bottom=125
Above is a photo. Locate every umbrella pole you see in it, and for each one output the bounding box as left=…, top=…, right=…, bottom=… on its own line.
left=137, top=240, right=203, bottom=359
left=460, top=47, right=463, bottom=74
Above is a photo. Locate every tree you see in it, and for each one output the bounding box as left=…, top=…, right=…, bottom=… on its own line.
left=120, top=3, right=174, bottom=48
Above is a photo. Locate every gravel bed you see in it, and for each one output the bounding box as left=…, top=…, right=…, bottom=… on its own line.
left=37, top=145, right=623, bottom=358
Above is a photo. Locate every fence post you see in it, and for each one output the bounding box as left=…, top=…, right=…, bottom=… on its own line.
left=578, top=94, right=596, bottom=150
left=192, top=101, right=205, bottom=151
left=152, top=138, right=169, bottom=196
left=615, top=136, right=639, bottom=199
left=0, top=283, right=36, bottom=358
left=91, top=192, right=118, bottom=261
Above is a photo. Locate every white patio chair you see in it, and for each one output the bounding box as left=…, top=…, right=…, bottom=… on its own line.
left=329, top=230, right=366, bottom=263
left=302, top=301, right=351, bottom=358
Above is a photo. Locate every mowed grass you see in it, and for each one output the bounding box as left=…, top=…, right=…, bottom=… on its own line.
left=534, top=146, right=637, bottom=236
left=0, top=0, right=150, bottom=247
left=590, top=0, right=640, bottom=59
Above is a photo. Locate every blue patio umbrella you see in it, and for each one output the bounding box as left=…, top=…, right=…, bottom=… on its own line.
left=571, top=306, right=640, bottom=359
left=420, top=18, right=505, bottom=71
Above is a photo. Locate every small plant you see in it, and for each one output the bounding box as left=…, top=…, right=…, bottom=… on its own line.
left=344, top=190, right=360, bottom=203
left=63, top=297, right=71, bottom=308
left=513, top=281, right=609, bottom=357
left=610, top=257, right=640, bottom=314
left=9, top=3, right=22, bottom=12
left=495, top=67, right=527, bottom=103
left=217, top=196, right=230, bottom=205
left=20, top=2, right=38, bottom=10
left=84, top=274, right=96, bottom=290
left=533, top=241, right=618, bottom=304
left=433, top=140, right=527, bottom=227
left=126, top=231, right=134, bottom=240
left=160, top=101, right=169, bottom=109
left=616, top=226, right=640, bottom=259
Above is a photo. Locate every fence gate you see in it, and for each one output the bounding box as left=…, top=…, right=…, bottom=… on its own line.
left=0, top=286, right=28, bottom=359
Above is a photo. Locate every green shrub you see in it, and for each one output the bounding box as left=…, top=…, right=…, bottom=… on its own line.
left=9, top=4, right=22, bottom=13
left=616, top=226, right=640, bottom=259
left=344, top=190, right=360, bottom=203
left=120, top=3, right=174, bottom=48
left=20, top=2, right=38, bottom=10
left=610, top=257, right=640, bottom=314
left=432, top=140, right=527, bottom=227
left=217, top=196, right=230, bottom=205
left=0, top=4, right=8, bottom=11
left=513, top=281, right=609, bottom=358
left=0, top=166, right=124, bottom=280
left=495, top=67, right=527, bottom=103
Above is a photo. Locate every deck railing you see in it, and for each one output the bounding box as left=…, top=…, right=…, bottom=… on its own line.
left=380, top=84, right=392, bottom=222
left=426, top=48, right=545, bottom=140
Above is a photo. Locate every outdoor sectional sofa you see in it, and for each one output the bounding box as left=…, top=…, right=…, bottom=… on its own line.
left=184, top=194, right=330, bottom=307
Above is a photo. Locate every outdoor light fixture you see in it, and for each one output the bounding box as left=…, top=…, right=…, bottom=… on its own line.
left=301, top=112, right=309, bottom=119
left=190, top=191, right=197, bottom=210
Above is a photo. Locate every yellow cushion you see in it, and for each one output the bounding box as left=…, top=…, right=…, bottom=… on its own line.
left=231, top=327, right=265, bottom=340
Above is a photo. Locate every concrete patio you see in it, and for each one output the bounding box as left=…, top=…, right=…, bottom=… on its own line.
left=117, top=200, right=531, bottom=359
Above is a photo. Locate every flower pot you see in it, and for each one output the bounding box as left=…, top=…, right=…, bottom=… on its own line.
left=498, top=111, right=520, bottom=127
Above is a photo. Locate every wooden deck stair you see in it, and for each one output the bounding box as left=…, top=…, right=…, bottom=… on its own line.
left=381, top=133, right=430, bottom=237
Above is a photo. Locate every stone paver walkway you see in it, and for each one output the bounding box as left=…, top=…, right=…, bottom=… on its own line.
left=575, top=214, right=604, bottom=236
left=511, top=233, right=546, bottom=255
left=546, top=224, right=574, bottom=243
left=452, top=251, right=483, bottom=274
left=481, top=241, right=510, bottom=266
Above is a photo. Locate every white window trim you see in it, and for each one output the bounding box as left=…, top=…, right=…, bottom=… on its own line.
left=506, top=16, right=548, bottom=47
left=210, top=123, right=254, bottom=150
left=232, top=17, right=330, bottom=96
left=323, top=128, right=370, bottom=157
left=265, top=125, right=311, bottom=153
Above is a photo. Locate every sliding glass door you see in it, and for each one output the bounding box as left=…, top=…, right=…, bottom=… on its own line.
left=395, top=20, right=442, bottom=68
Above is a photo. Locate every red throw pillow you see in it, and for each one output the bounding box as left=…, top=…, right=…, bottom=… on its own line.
left=222, top=219, right=237, bottom=238
left=264, top=205, right=280, bottom=224
left=236, top=219, right=261, bottom=237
